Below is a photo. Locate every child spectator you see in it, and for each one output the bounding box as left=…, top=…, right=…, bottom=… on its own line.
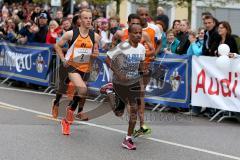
left=164, top=29, right=180, bottom=54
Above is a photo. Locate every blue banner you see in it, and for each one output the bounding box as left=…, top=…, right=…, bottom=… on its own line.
left=144, top=54, right=191, bottom=108
left=0, top=41, right=53, bottom=86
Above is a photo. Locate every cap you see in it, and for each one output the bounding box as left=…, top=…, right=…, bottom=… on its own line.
left=39, top=13, right=48, bottom=19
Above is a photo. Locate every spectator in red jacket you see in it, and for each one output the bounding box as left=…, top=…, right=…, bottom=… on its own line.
left=46, top=20, right=61, bottom=44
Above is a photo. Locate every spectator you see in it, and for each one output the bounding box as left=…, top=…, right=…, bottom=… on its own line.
left=34, top=12, right=48, bottom=43
left=155, top=20, right=167, bottom=53
left=201, top=11, right=212, bottom=25
left=109, top=15, right=121, bottom=35
left=12, top=14, right=24, bottom=31
left=93, top=17, right=103, bottom=35
left=92, top=8, right=100, bottom=21
left=55, top=10, right=63, bottom=25
left=67, top=14, right=73, bottom=23
left=72, top=14, right=79, bottom=28
left=163, top=29, right=180, bottom=54
left=187, top=30, right=203, bottom=56
left=5, top=18, right=18, bottom=42
left=100, top=18, right=113, bottom=51
left=217, top=21, right=239, bottom=55
left=30, top=5, right=41, bottom=22
left=18, top=20, right=39, bottom=44
left=61, top=18, right=72, bottom=32
left=46, top=20, right=60, bottom=44
left=156, top=6, right=169, bottom=32
left=202, top=15, right=221, bottom=56
left=176, top=19, right=190, bottom=55
left=172, top=19, right=181, bottom=41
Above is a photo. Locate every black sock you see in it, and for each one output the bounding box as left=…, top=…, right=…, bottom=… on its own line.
left=68, top=96, right=81, bottom=111
left=54, top=93, right=62, bottom=106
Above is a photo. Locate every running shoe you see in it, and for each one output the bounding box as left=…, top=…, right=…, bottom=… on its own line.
left=66, top=106, right=74, bottom=124
left=122, top=138, right=136, bottom=150
left=100, top=83, right=113, bottom=95
left=133, top=124, right=152, bottom=138
left=51, top=99, right=59, bottom=119
left=61, top=119, right=70, bottom=135
left=75, top=112, right=89, bottom=121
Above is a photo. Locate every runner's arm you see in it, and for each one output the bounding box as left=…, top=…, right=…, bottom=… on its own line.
left=91, top=33, right=100, bottom=58
left=105, top=56, right=111, bottom=68
left=111, top=30, right=122, bottom=49
left=143, top=31, right=155, bottom=57
left=54, top=31, right=73, bottom=62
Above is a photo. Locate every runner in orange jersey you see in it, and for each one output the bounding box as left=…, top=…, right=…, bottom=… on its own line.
left=55, top=9, right=100, bottom=135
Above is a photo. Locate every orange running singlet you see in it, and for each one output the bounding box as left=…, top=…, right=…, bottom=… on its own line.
left=121, top=29, right=129, bottom=42
left=65, top=33, right=93, bottom=73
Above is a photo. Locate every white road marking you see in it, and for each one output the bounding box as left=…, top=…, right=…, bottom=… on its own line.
left=0, top=86, right=55, bottom=96
left=37, top=115, right=60, bottom=122
left=0, top=101, right=239, bottom=160
left=0, top=104, right=19, bottom=110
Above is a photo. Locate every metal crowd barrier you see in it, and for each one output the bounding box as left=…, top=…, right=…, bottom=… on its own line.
left=44, top=52, right=60, bottom=94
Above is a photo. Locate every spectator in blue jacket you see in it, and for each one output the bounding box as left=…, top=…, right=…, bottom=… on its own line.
left=17, top=20, right=39, bottom=44
left=187, top=28, right=204, bottom=56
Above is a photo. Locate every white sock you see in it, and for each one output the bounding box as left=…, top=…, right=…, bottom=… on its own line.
left=106, top=89, right=113, bottom=94
left=126, top=135, right=132, bottom=140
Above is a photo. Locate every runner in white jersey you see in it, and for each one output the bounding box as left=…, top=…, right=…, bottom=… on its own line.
left=106, top=24, right=147, bottom=150
left=132, top=6, right=163, bottom=137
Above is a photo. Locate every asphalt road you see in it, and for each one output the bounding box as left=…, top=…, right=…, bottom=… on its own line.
left=0, top=86, right=240, bottom=160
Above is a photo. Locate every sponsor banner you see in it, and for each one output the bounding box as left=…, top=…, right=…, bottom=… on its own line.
left=0, top=41, right=53, bottom=86
left=144, top=54, right=191, bottom=108
left=191, top=56, right=240, bottom=112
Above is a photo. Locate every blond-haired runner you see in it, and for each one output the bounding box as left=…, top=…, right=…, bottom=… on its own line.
left=55, top=9, right=100, bottom=135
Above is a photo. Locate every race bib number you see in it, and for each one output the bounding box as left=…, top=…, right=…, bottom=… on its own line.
left=73, top=48, right=92, bottom=63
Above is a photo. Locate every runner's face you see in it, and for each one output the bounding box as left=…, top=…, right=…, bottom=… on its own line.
left=80, top=11, right=92, bottom=29
left=129, top=25, right=142, bottom=44
left=129, top=18, right=140, bottom=26
left=138, top=9, right=148, bottom=26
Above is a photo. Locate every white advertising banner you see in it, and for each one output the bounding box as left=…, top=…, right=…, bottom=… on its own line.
left=191, top=56, right=240, bottom=112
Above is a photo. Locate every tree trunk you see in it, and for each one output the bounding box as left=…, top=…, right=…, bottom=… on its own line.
left=187, top=0, right=192, bottom=23
left=116, top=0, right=121, bottom=15
left=148, top=0, right=159, bottom=20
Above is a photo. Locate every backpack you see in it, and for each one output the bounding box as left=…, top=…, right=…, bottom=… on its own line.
left=69, top=27, right=95, bottom=47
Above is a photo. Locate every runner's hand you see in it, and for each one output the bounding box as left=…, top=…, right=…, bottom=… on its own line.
left=90, top=53, right=98, bottom=59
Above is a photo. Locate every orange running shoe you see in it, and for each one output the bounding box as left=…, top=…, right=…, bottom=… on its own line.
left=61, top=119, right=70, bottom=135
left=66, top=106, right=74, bottom=124
left=51, top=99, right=59, bottom=119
